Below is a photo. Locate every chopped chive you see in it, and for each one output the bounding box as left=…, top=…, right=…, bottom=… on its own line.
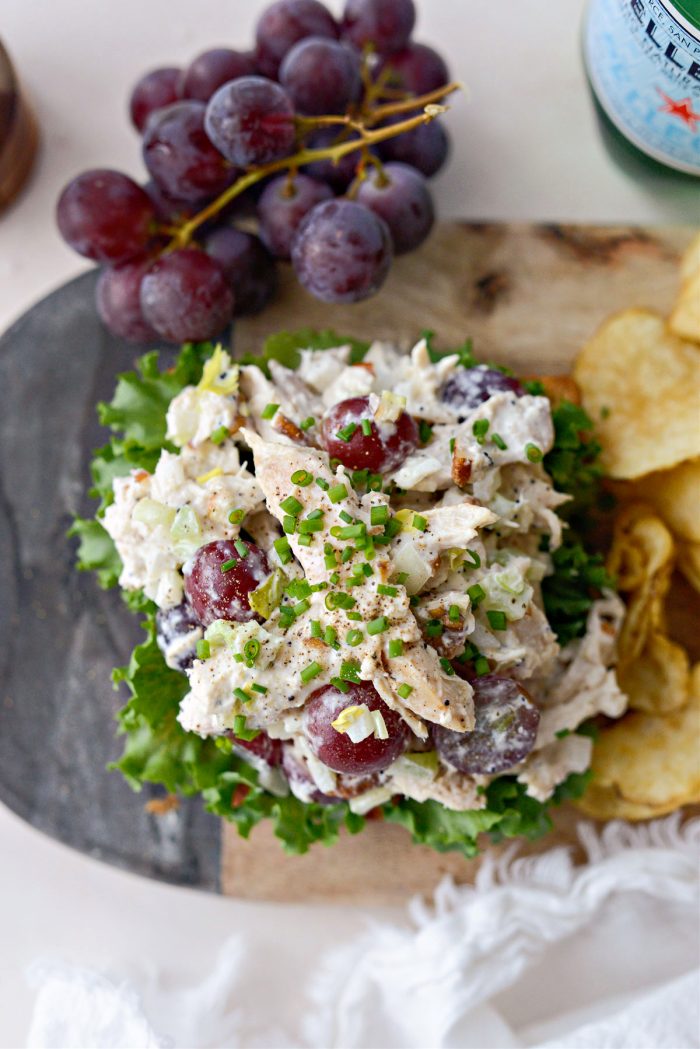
left=368, top=474, right=383, bottom=492
left=472, top=419, right=489, bottom=443
left=234, top=539, right=249, bottom=559
left=388, top=638, right=404, bottom=658
left=492, top=433, right=508, bottom=450
left=339, top=510, right=353, bottom=524
left=221, top=558, right=237, bottom=572
left=234, top=687, right=252, bottom=704
left=300, top=416, right=316, bottom=431
left=233, top=653, right=244, bottom=663
left=280, top=495, right=302, bottom=516
left=413, top=513, right=428, bottom=532
left=233, top=714, right=259, bottom=741
left=293, top=599, right=310, bottom=616
left=283, top=515, right=296, bottom=534
left=336, top=422, right=358, bottom=442
left=467, top=583, right=486, bottom=607
left=425, top=620, right=443, bottom=638
left=449, top=437, right=456, bottom=454
left=291, top=469, right=313, bottom=486
left=251, top=683, right=268, bottom=694
left=196, top=639, right=210, bottom=660
left=555, top=728, right=571, bottom=739
left=300, top=661, right=322, bottom=684
left=315, top=477, right=330, bottom=491
left=440, top=657, right=455, bottom=676
left=210, top=425, right=229, bottom=445
left=328, top=483, right=348, bottom=504
left=324, top=552, right=337, bottom=569
left=464, top=549, right=481, bottom=569
left=324, top=626, right=338, bottom=647
left=261, top=403, right=279, bottom=420
left=331, top=523, right=366, bottom=540
left=397, top=683, right=413, bottom=699
left=329, top=572, right=340, bottom=585
left=409, top=594, right=419, bottom=607
left=377, top=584, right=398, bottom=597
left=339, top=660, right=360, bottom=682
left=390, top=571, right=409, bottom=585
left=341, top=547, right=354, bottom=563
left=474, top=655, right=490, bottom=676
left=310, top=620, right=323, bottom=639
left=346, top=629, right=363, bottom=647
left=525, top=442, right=543, bottom=463
left=361, top=418, right=372, bottom=436
left=346, top=611, right=362, bottom=621
left=243, top=638, right=260, bottom=664
left=331, top=676, right=350, bottom=694
left=228, top=508, right=245, bottom=525
left=449, top=604, right=461, bottom=621
left=298, top=517, right=324, bottom=534
left=273, top=535, right=292, bottom=564
left=418, top=420, right=433, bottom=444
left=286, top=579, right=311, bottom=599
left=487, top=609, right=508, bottom=631
left=325, top=592, right=356, bottom=611
left=370, top=505, right=389, bottom=526
left=307, top=508, right=323, bottom=520
left=367, top=615, right=389, bottom=636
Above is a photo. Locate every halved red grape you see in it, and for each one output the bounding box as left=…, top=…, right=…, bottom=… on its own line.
left=281, top=747, right=340, bottom=803
left=303, top=680, right=406, bottom=774
left=140, top=249, right=234, bottom=344
left=204, top=227, right=278, bottom=315
left=56, top=170, right=156, bottom=264
left=355, top=161, right=434, bottom=254
left=280, top=36, right=361, bottom=115
left=184, top=539, right=270, bottom=626
left=235, top=730, right=283, bottom=767
left=181, top=48, right=257, bottom=102
left=257, top=173, right=333, bottom=259
left=432, top=674, right=540, bottom=775
left=320, top=394, right=418, bottom=472
left=95, top=258, right=158, bottom=343
left=205, top=76, right=296, bottom=167
left=255, top=0, right=339, bottom=80
left=440, top=367, right=525, bottom=420
left=291, top=199, right=393, bottom=303
left=142, top=101, right=235, bottom=204
left=378, top=42, right=449, bottom=94
left=342, top=0, right=415, bottom=54
left=129, top=67, right=182, bottom=132
left=378, top=115, right=449, bottom=177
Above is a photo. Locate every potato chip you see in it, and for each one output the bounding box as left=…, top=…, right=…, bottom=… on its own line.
left=619, top=459, right=700, bottom=545
left=576, top=669, right=700, bottom=818
left=523, top=374, right=581, bottom=407
left=679, top=231, right=700, bottom=283
left=573, top=310, right=700, bottom=478
left=669, top=270, right=700, bottom=344
left=678, top=541, right=700, bottom=594
left=617, top=630, right=689, bottom=714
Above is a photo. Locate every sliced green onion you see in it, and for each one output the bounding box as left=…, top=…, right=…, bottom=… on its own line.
left=324, top=626, right=338, bottom=647
left=390, top=570, right=409, bottom=585
left=339, top=660, right=360, bottom=682
left=367, top=616, right=389, bottom=636
left=233, top=714, right=260, bottom=741
left=449, top=437, right=456, bottom=454
left=300, top=661, right=322, bottom=683
left=340, top=547, right=354, bottom=563
left=234, top=539, right=249, bottom=559
left=397, top=683, right=413, bottom=699
left=283, top=515, right=296, bottom=535
left=492, top=432, right=508, bottom=450
left=328, top=483, right=348, bottom=504
left=336, top=423, right=357, bottom=442
left=291, top=469, right=313, bottom=486
left=273, top=535, right=292, bottom=565
left=330, top=676, right=350, bottom=694
left=310, top=620, right=323, bottom=639
left=370, top=505, right=389, bottom=526
left=234, top=687, right=252, bottom=704
left=339, top=510, right=353, bottom=524
left=300, top=416, right=316, bottom=431
left=525, top=442, right=543, bottom=463
left=377, top=584, right=398, bottom=597
left=243, top=638, right=260, bottom=664
left=293, top=599, right=310, bottom=617
left=361, top=418, right=372, bottom=436
left=368, top=474, right=383, bottom=492
left=449, top=604, right=461, bottom=622
left=228, top=508, right=245, bottom=525
left=329, top=572, right=340, bottom=585
left=413, top=513, right=428, bottom=532
left=346, top=611, right=362, bottom=621
left=261, top=403, right=279, bottom=420
left=467, top=583, right=486, bottom=607
left=472, top=418, right=489, bottom=443
left=487, top=609, right=508, bottom=631
left=315, top=477, right=330, bottom=491
left=346, top=629, right=363, bottom=647
left=307, top=508, right=323, bottom=520
left=388, top=638, right=404, bottom=658
left=332, top=523, right=365, bottom=540
left=280, top=495, right=302, bottom=516
left=325, top=592, right=356, bottom=611
left=324, top=551, right=337, bottom=570
left=252, top=683, right=268, bottom=694
left=298, top=517, right=324, bottom=534
left=210, top=425, right=229, bottom=445
left=196, top=639, right=210, bottom=660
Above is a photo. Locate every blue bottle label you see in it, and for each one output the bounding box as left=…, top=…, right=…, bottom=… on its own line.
left=584, top=0, right=700, bottom=174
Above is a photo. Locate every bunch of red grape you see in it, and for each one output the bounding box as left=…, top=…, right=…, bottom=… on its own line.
left=56, top=0, right=454, bottom=345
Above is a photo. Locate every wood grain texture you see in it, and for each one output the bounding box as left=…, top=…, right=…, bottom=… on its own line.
left=222, top=221, right=698, bottom=903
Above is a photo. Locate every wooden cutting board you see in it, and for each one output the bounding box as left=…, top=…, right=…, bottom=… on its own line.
left=222, top=221, right=698, bottom=902
left=0, top=221, right=696, bottom=901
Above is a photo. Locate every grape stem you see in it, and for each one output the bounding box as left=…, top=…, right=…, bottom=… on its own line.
left=168, top=80, right=461, bottom=249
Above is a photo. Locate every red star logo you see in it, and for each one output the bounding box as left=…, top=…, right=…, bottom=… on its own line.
left=656, top=89, right=700, bottom=132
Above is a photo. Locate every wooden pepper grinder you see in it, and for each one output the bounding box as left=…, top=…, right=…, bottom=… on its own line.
left=0, top=39, right=38, bottom=213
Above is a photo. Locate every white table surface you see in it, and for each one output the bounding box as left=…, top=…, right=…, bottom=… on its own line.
left=0, top=1, right=696, bottom=1045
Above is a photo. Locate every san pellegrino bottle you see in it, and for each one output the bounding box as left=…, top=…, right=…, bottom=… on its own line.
left=583, top=0, right=700, bottom=176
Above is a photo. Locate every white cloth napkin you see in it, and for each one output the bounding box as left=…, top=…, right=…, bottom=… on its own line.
left=26, top=814, right=700, bottom=1049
